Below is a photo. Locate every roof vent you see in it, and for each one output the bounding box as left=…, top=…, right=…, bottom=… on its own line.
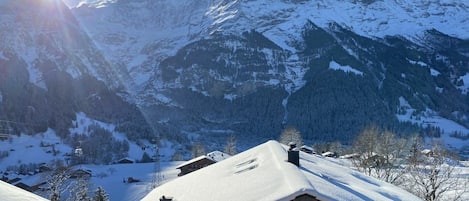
left=288, top=142, right=300, bottom=167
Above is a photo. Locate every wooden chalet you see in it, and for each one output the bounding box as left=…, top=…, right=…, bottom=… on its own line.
left=176, top=151, right=230, bottom=176
left=300, top=145, right=314, bottom=154
left=115, top=157, right=135, bottom=164
left=176, top=156, right=216, bottom=176
left=70, top=168, right=92, bottom=179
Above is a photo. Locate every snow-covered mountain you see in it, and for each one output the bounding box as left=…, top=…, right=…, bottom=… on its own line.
left=0, top=0, right=468, bottom=150
left=0, top=0, right=146, bottom=140
left=69, top=0, right=469, bottom=98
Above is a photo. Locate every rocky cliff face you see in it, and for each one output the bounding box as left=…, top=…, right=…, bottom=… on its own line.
left=0, top=0, right=143, bottom=137
left=1, top=0, right=468, bottom=147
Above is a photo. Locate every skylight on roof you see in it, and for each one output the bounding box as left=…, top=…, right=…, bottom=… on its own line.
left=234, top=158, right=258, bottom=174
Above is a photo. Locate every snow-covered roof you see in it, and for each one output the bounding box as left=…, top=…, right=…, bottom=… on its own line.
left=206, top=151, right=230, bottom=162
left=176, top=151, right=230, bottom=169
left=142, top=140, right=421, bottom=201
left=0, top=181, right=48, bottom=201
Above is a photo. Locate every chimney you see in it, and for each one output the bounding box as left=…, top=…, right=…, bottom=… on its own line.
left=287, top=142, right=300, bottom=167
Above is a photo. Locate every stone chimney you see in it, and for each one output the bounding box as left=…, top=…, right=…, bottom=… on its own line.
left=287, top=142, right=300, bottom=167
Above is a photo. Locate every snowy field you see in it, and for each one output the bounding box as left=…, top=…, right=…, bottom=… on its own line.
left=81, top=162, right=183, bottom=201
left=1, top=111, right=468, bottom=200
left=0, top=112, right=183, bottom=201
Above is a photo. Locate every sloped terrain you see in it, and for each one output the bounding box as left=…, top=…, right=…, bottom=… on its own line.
left=0, top=0, right=467, bottom=148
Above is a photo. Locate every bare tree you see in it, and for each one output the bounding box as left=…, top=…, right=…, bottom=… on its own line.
left=279, top=126, right=303, bottom=147
left=351, top=126, right=411, bottom=184
left=405, top=141, right=469, bottom=201
left=171, top=149, right=184, bottom=161
left=351, top=125, right=381, bottom=175
left=92, top=186, right=109, bottom=201
left=191, top=141, right=206, bottom=158
left=224, top=134, right=237, bottom=155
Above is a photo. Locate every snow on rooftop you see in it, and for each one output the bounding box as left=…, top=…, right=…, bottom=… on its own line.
left=0, top=181, right=48, bottom=201
left=206, top=150, right=230, bottom=162
left=142, top=140, right=421, bottom=201
left=176, top=151, right=230, bottom=169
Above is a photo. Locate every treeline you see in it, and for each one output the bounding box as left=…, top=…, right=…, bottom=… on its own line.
left=68, top=124, right=129, bottom=165
left=279, top=125, right=468, bottom=201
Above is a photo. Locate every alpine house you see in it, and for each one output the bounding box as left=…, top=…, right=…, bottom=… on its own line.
left=141, top=140, right=421, bottom=201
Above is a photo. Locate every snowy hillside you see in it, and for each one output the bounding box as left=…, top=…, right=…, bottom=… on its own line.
left=0, top=112, right=182, bottom=201
left=53, top=0, right=469, bottom=150
left=68, top=0, right=469, bottom=95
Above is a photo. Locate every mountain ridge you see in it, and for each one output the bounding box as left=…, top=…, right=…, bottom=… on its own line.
left=0, top=0, right=468, bottom=150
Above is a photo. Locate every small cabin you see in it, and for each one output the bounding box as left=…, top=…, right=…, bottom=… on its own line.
left=300, top=145, right=314, bottom=154
left=321, top=151, right=337, bottom=158
left=176, top=151, right=230, bottom=176
left=176, top=156, right=216, bottom=176
left=38, top=164, right=52, bottom=173
left=14, top=182, right=32, bottom=192
left=71, top=169, right=92, bottom=179
left=116, top=157, right=135, bottom=164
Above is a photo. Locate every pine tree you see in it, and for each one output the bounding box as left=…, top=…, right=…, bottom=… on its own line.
left=68, top=178, right=90, bottom=201
left=93, top=186, right=109, bottom=201
left=140, top=152, right=153, bottom=163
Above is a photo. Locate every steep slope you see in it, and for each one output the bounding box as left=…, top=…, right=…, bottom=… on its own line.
left=287, top=22, right=469, bottom=141
left=1, top=0, right=468, bottom=149
left=70, top=0, right=469, bottom=99
left=68, top=0, right=469, bottom=145
left=0, top=0, right=144, bottom=136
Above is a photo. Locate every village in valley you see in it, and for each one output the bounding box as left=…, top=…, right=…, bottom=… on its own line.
left=1, top=0, right=469, bottom=200
left=1, top=121, right=469, bottom=201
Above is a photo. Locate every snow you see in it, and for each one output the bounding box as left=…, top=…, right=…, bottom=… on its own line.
left=71, top=0, right=212, bottom=93
left=154, top=94, right=172, bottom=105
left=82, top=162, right=183, bottom=201
left=457, top=73, right=469, bottom=95
left=0, top=112, right=183, bottom=201
left=283, top=54, right=308, bottom=93
left=223, top=93, right=237, bottom=101
left=21, top=47, right=47, bottom=90
left=0, top=181, right=48, bottom=201
left=407, top=59, right=428, bottom=67
left=396, top=97, right=469, bottom=149
left=0, top=129, right=71, bottom=168
left=142, top=140, right=421, bottom=201
left=329, top=61, right=364, bottom=76
left=430, top=68, right=441, bottom=77
left=0, top=51, right=8, bottom=60
left=69, top=112, right=154, bottom=161
left=176, top=151, right=230, bottom=169
left=67, top=0, right=468, bottom=102
left=406, top=59, right=441, bottom=77
left=206, top=151, right=230, bottom=162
